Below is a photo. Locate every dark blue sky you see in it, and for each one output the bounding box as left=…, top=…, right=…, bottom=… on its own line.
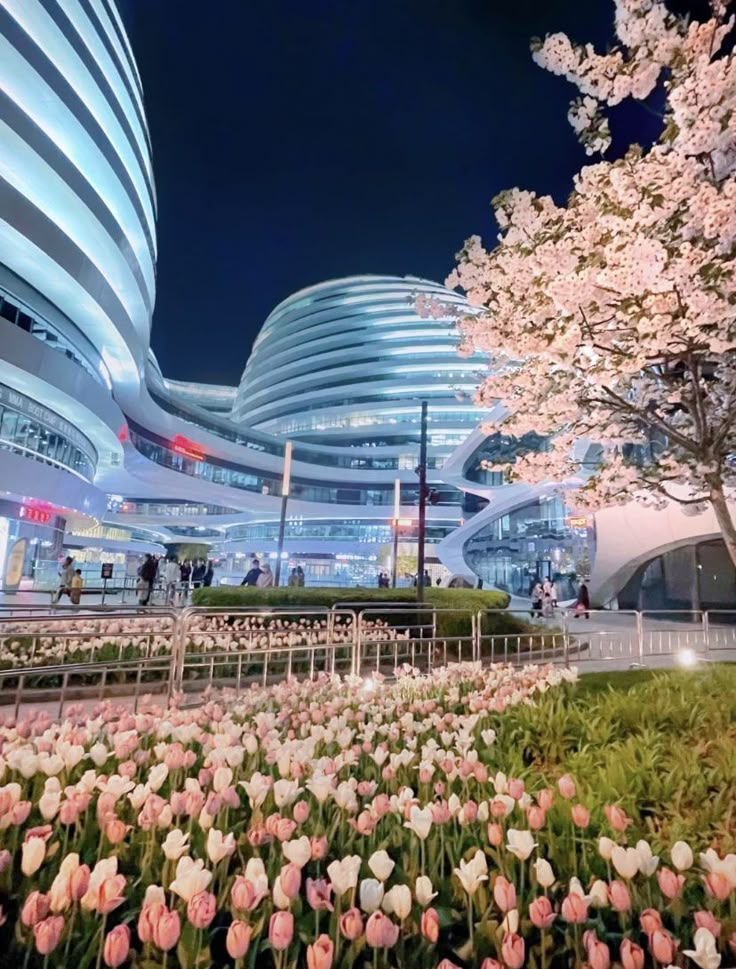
left=117, top=1, right=682, bottom=385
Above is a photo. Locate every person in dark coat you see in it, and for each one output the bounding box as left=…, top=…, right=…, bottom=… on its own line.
left=203, top=561, right=214, bottom=587
left=241, top=558, right=262, bottom=586
left=575, top=581, right=590, bottom=619
left=191, top=560, right=206, bottom=589
left=138, top=554, right=157, bottom=605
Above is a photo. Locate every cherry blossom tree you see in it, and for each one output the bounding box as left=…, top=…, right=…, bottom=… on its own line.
left=446, top=0, right=736, bottom=565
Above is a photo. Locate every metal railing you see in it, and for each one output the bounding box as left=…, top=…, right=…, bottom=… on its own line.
left=0, top=604, right=734, bottom=715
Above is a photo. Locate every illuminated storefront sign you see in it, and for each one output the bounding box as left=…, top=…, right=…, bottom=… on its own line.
left=19, top=505, right=52, bottom=525
left=172, top=435, right=205, bottom=462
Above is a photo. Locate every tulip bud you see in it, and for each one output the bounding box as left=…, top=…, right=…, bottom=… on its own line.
left=226, top=920, right=253, bottom=959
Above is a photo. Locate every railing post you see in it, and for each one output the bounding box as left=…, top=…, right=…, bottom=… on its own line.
left=563, top=612, right=570, bottom=669
left=353, top=610, right=362, bottom=678
left=476, top=610, right=483, bottom=664
left=703, top=610, right=710, bottom=656
left=635, top=610, right=644, bottom=664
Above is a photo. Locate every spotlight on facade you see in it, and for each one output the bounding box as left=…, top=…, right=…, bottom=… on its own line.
left=675, top=648, right=698, bottom=668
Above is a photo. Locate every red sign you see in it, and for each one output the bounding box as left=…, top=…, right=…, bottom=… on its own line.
left=172, top=435, right=204, bottom=462
left=20, top=505, right=52, bottom=525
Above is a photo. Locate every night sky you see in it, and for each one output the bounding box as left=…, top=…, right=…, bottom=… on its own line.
left=117, top=1, right=690, bottom=386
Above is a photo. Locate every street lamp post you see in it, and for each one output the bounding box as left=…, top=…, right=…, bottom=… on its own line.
left=416, top=400, right=428, bottom=604
left=274, top=440, right=292, bottom=587
left=391, top=477, right=400, bottom=588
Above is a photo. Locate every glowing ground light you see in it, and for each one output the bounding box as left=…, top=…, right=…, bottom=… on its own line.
left=676, top=648, right=698, bottom=668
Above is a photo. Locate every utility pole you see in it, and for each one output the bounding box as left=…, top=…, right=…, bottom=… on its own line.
left=416, top=400, right=428, bottom=603
left=274, top=440, right=292, bottom=587
left=391, top=477, right=400, bottom=588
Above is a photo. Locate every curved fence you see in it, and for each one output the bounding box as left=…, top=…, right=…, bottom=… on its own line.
left=0, top=604, right=734, bottom=716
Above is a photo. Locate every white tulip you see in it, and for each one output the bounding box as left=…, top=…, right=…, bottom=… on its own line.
left=382, top=884, right=412, bottom=920
left=244, top=857, right=269, bottom=899
left=454, top=849, right=488, bottom=895
left=327, top=855, right=362, bottom=895
left=88, top=743, right=108, bottom=767
left=636, top=839, right=659, bottom=876
left=169, top=856, right=213, bottom=902
left=306, top=773, right=335, bottom=803
left=612, top=846, right=642, bottom=880
left=683, top=927, right=721, bottom=969
left=273, top=779, right=302, bottom=808
left=213, top=766, right=233, bottom=792
left=415, top=875, right=437, bottom=908
left=21, top=836, right=46, bottom=876
left=162, top=828, right=190, bottom=861
left=282, top=836, right=312, bottom=868
left=48, top=853, right=80, bottom=913
left=589, top=879, right=610, bottom=908
left=533, top=858, right=555, bottom=888
left=368, top=850, right=395, bottom=882
left=598, top=836, right=616, bottom=861
left=206, top=828, right=236, bottom=863
left=240, top=772, right=271, bottom=808
left=273, top=875, right=291, bottom=910
left=39, top=789, right=61, bottom=821
left=671, top=840, right=694, bottom=871
left=506, top=829, right=536, bottom=860
left=360, top=878, right=385, bottom=913
left=501, top=908, right=519, bottom=934
left=404, top=805, right=433, bottom=841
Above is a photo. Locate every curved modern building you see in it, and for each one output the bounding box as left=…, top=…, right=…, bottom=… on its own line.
left=235, top=275, right=485, bottom=463
left=0, top=0, right=156, bottom=586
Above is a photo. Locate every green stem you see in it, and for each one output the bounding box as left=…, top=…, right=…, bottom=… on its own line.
left=94, top=915, right=107, bottom=969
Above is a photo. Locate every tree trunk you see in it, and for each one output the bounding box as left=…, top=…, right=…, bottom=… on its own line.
left=708, top=477, right=736, bottom=570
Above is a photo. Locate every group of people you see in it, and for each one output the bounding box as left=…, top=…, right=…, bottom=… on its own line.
left=239, top=558, right=306, bottom=588
left=137, top=554, right=215, bottom=606
left=529, top=576, right=590, bottom=619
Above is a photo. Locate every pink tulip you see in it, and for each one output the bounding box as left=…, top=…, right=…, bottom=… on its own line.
left=705, top=870, right=732, bottom=901
left=97, top=875, right=127, bottom=915
left=508, top=779, right=525, bottom=800
left=105, top=818, right=129, bottom=845
left=604, top=804, right=632, bottom=832
left=587, top=938, right=611, bottom=969
left=501, top=932, right=525, bottom=969
left=103, top=925, right=131, bottom=968
left=365, top=911, right=400, bottom=948
left=137, top=902, right=164, bottom=943
left=620, top=939, right=645, bottom=969
left=339, top=907, right=363, bottom=941
left=274, top=818, right=298, bottom=841
left=558, top=774, right=576, bottom=799
left=21, top=891, right=50, bottom=927
left=493, top=876, right=517, bottom=913
left=694, top=910, right=721, bottom=936
left=608, top=880, right=632, bottom=912
left=152, top=907, right=181, bottom=951
left=561, top=892, right=588, bottom=923
left=527, top=806, right=546, bottom=830
left=529, top=895, right=556, bottom=930
left=306, top=934, right=334, bottom=969
left=657, top=867, right=685, bottom=899
left=437, top=962, right=463, bottom=969
left=279, top=863, right=302, bottom=900
left=649, top=928, right=676, bottom=964
left=306, top=878, right=333, bottom=912
left=226, top=920, right=253, bottom=959
left=537, top=788, right=554, bottom=811
left=69, top=864, right=91, bottom=901
left=571, top=804, right=590, bottom=827
left=269, top=911, right=294, bottom=951
left=33, top=916, right=64, bottom=955
left=231, top=876, right=257, bottom=911
left=187, top=891, right=216, bottom=929
left=293, top=801, right=310, bottom=824
left=311, top=836, right=328, bottom=860
left=640, top=908, right=663, bottom=935
left=421, top=908, right=439, bottom=942
left=481, top=961, right=503, bottom=969
left=487, top=823, right=503, bottom=846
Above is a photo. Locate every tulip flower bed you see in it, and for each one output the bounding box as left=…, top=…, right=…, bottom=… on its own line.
left=0, top=662, right=735, bottom=969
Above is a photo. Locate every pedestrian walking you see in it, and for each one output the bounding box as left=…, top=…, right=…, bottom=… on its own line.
left=203, top=560, right=214, bottom=587
left=138, top=553, right=157, bottom=605
left=164, top=557, right=180, bottom=604
left=54, top=556, right=75, bottom=604
left=70, top=568, right=84, bottom=606
left=241, top=558, right=262, bottom=587
left=256, top=563, right=274, bottom=587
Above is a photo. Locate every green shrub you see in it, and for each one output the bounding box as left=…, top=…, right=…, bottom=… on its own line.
left=191, top=585, right=515, bottom=638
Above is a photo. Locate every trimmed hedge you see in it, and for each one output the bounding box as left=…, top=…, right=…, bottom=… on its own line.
left=191, top=586, right=518, bottom=638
